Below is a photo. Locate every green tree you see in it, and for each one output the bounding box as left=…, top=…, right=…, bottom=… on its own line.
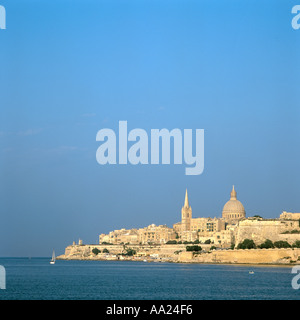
left=166, top=240, right=177, bottom=244
left=273, top=241, right=291, bottom=248
left=237, top=239, right=256, bottom=249
left=204, top=239, right=211, bottom=244
left=125, top=248, right=136, bottom=256
left=259, top=239, right=274, bottom=249
left=292, top=240, right=300, bottom=248
left=92, top=248, right=101, bottom=255
left=103, top=248, right=109, bottom=253
left=186, top=245, right=202, bottom=252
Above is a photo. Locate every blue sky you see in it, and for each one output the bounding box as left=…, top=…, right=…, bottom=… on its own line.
left=0, top=0, right=299, bottom=256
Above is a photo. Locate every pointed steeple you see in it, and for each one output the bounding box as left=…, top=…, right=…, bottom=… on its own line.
left=181, top=188, right=192, bottom=232
left=184, top=189, right=189, bottom=208
left=230, top=185, right=237, bottom=200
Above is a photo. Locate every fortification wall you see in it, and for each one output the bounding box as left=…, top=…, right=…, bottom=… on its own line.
left=59, top=244, right=300, bottom=265
left=60, top=243, right=212, bottom=259
left=179, top=248, right=300, bottom=264
left=235, top=219, right=300, bottom=246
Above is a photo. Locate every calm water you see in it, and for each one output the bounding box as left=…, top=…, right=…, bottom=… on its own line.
left=0, top=258, right=299, bottom=300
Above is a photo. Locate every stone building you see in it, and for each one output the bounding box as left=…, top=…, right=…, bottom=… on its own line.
left=99, top=228, right=139, bottom=244
left=222, top=185, right=246, bottom=222
left=279, top=211, right=300, bottom=220
left=138, top=224, right=176, bottom=244
left=198, top=229, right=234, bottom=247
left=99, top=224, right=176, bottom=245
left=191, top=218, right=225, bottom=233
left=173, top=189, right=228, bottom=244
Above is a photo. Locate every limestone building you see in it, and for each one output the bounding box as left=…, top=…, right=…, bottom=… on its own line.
left=173, top=189, right=226, bottom=243
left=222, top=186, right=246, bottom=222
left=138, top=224, right=176, bottom=244
left=99, top=224, right=177, bottom=245
left=99, top=228, right=139, bottom=245
left=279, top=211, right=300, bottom=220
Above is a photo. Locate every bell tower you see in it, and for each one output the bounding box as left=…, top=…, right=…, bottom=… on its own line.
left=181, top=189, right=192, bottom=232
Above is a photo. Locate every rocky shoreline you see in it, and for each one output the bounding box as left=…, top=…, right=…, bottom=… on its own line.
left=57, top=244, right=300, bottom=266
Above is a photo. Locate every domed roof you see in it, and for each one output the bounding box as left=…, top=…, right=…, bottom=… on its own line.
left=223, top=199, right=245, bottom=214
left=222, top=186, right=245, bottom=218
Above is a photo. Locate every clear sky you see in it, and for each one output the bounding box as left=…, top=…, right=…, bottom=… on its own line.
left=0, top=0, right=299, bottom=257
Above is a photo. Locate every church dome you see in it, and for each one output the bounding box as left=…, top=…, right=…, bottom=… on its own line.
left=222, top=186, right=245, bottom=220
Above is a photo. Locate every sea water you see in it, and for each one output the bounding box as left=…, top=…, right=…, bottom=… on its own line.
left=0, top=258, right=299, bottom=300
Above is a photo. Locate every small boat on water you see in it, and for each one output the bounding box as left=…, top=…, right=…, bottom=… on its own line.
left=249, top=271, right=254, bottom=274
left=50, top=250, right=56, bottom=264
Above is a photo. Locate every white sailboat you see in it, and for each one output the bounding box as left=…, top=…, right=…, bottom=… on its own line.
left=50, top=250, right=56, bottom=264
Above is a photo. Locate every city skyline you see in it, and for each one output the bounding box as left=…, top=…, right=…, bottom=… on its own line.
left=98, top=185, right=295, bottom=248
left=0, top=0, right=299, bottom=257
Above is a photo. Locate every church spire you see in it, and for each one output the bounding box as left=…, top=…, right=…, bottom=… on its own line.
left=184, top=189, right=189, bottom=208
left=230, top=185, right=237, bottom=200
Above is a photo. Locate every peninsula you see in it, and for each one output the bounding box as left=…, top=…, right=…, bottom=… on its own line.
left=57, top=187, right=300, bottom=265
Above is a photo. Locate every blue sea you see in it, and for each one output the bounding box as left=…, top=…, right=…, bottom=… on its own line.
left=0, top=258, right=299, bottom=300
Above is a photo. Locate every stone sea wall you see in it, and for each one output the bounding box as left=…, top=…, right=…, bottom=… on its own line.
left=57, top=244, right=300, bottom=265
left=178, top=248, right=300, bottom=265
left=58, top=243, right=212, bottom=259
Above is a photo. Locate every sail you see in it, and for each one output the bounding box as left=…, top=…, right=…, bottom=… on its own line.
left=52, top=250, right=55, bottom=261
